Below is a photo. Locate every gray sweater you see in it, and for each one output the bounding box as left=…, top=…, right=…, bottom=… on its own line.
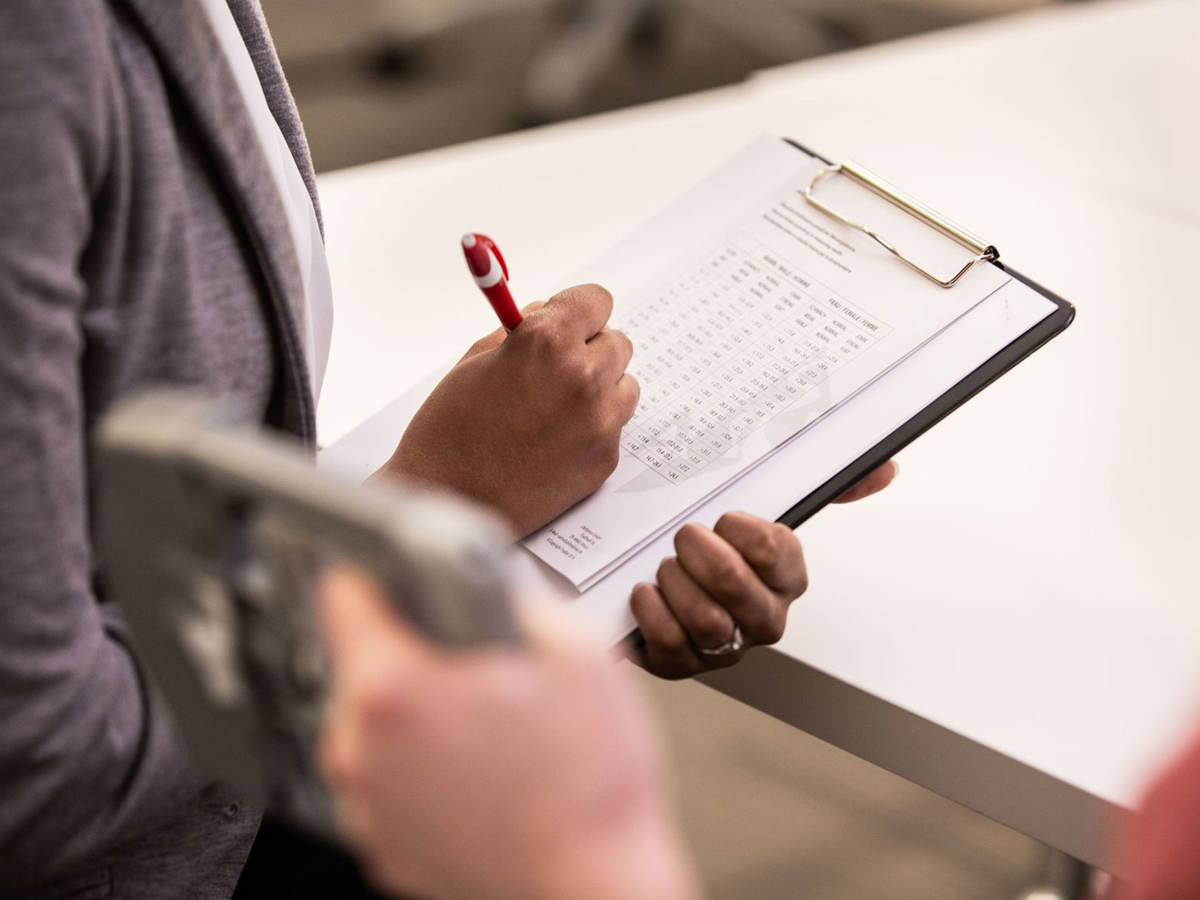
left=0, top=1, right=319, bottom=896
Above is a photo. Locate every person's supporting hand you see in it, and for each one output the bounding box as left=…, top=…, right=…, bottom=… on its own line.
left=316, top=569, right=700, bottom=900
left=632, top=460, right=898, bottom=678
left=1111, top=719, right=1200, bottom=900
left=378, top=285, right=637, bottom=537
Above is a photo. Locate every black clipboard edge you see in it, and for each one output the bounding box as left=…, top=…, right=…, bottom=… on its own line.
left=774, top=269, right=1075, bottom=530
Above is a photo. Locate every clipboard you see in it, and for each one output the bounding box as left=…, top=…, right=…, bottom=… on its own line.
left=773, top=138, right=1074, bottom=530
left=318, top=134, right=1076, bottom=643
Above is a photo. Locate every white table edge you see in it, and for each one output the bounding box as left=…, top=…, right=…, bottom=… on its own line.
left=698, top=647, right=1121, bottom=873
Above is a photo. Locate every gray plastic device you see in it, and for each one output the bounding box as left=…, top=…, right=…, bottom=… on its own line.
left=95, top=391, right=520, bottom=840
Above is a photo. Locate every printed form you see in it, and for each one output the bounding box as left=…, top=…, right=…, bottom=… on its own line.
left=523, top=137, right=1013, bottom=589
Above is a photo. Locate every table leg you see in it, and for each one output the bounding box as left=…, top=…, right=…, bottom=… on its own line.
left=1017, top=849, right=1111, bottom=900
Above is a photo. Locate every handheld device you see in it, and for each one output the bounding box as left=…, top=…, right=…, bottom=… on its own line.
left=95, top=391, right=520, bottom=840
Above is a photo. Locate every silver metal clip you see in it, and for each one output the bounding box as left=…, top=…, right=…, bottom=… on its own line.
left=802, top=161, right=999, bottom=289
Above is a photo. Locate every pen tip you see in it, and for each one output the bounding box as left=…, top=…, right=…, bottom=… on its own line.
left=461, top=233, right=477, bottom=248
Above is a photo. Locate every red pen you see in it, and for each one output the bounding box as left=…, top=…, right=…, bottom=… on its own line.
left=461, top=233, right=523, bottom=331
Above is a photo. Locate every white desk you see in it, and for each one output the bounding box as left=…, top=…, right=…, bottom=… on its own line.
left=316, top=0, right=1200, bottom=873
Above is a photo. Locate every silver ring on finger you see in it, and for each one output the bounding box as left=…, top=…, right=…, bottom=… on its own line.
left=698, top=623, right=745, bottom=657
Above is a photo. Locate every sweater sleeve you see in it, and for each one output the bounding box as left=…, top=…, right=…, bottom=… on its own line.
left=0, top=2, right=214, bottom=885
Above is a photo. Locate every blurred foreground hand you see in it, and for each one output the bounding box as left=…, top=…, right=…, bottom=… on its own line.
left=316, top=568, right=700, bottom=900
left=1112, top=720, right=1200, bottom=900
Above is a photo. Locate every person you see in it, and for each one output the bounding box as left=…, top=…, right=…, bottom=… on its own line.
left=1110, top=720, right=1200, bottom=900
left=0, top=2, right=894, bottom=897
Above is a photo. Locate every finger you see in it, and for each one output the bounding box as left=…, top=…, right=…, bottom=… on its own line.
left=630, top=581, right=704, bottom=679
left=712, top=512, right=807, bottom=598
left=326, top=769, right=373, bottom=848
left=833, top=459, right=899, bottom=503
left=655, top=557, right=738, bottom=652
left=544, top=283, right=614, bottom=341
left=319, top=719, right=368, bottom=817
left=614, top=373, right=640, bottom=426
left=315, top=566, right=428, bottom=680
left=585, top=327, right=634, bottom=381
left=672, top=524, right=787, bottom=645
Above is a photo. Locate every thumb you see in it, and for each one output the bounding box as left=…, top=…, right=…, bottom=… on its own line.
left=316, top=565, right=430, bottom=680
left=517, top=590, right=608, bottom=664
left=833, top=459, right=899, bottom=503
left=502, top=552, right=600, bottom=657
left=461, top=300, right=550, bottom=360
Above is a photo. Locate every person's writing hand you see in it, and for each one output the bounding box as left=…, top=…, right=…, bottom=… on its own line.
left=316, top=568, right=699, bottom=900
left=632, top=461, right=897, bottom=678
left=380, top=285, right=637, bottom=537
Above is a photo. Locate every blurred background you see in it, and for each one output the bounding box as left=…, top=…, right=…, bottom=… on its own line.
left=265, top=0, right=1061, bottom=171
left=265, top=0, right=1094, bottom=896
